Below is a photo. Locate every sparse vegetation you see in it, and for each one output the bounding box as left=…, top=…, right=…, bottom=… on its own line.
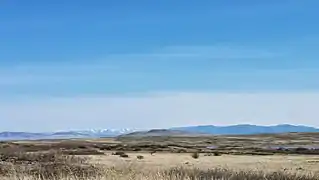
left=162, top=167, right=319, bottom=180
left=111, top=151, right=129, bottom=158
left=0, top=150, right=100, bottom=179
left=112, top=151, right=126, bottom=156
left=1, top=156, right=318, bottom=180
left=60, top=149, right=105, bottom=155
left=204, top=152, right=222, bottom=157
left=1, top=133, right=319, bottom=179
left=99, top=146, right=112, bottom=151
left=1, top=133, right=319, bottom=156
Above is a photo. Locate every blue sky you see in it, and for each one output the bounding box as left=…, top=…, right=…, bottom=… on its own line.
left=1, top=1, right=319, bottom=131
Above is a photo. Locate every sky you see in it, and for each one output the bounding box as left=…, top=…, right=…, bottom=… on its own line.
left=1, top=0, right=319, bottom=132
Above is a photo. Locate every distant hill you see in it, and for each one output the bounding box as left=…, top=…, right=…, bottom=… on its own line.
left=170, top=124, right=319, bottom=135
left=118, top=129, right=209, bottom=138
left=0, top=132, right=46, bottom=140
left=1, top=124, right=318, bottom=140
left=0, top=129, right=136, bottom=141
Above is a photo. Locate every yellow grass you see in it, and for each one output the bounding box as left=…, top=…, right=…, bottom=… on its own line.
left=2, top=133, right=319, bottom=180
left=88, top=152, right=319, bottom=174
left=1, top=149, right=319, bottom=179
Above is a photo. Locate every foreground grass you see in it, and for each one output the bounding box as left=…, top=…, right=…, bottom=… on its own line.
left=1, top=151, right=318, bottom=180
left=2, top=167, right=319, bottom=180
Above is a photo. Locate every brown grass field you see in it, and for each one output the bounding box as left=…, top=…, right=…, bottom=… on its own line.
left=1, top=132, right=319, bottom=179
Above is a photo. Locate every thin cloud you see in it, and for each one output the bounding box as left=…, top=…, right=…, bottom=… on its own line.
left=105, top=45, right=278, bottom=60
left=158, top=45, right=278, bottom=59
left=0, top=45, right=278, bottom=86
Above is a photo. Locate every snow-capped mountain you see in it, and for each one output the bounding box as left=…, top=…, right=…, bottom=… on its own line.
left=76, top=128, right=136, bottom=135
left=60, top=128, right=139, bottom=137
left=2, top=124, right=318, bottom=141
left=0, top=128, right=138, bottom=140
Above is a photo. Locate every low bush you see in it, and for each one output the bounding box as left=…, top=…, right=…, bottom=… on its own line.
left=191, top=152, right=199, bottom=159
left=119, top=153, right=129, bottom=158
left=99, top=146, right=112, bottom=150
left=112, top=151, right=126, bottom=156
left=61, top=149, right=104, bottom=155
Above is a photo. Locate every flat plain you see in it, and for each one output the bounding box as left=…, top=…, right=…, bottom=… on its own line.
left=1, top=132, right=319, bottom=179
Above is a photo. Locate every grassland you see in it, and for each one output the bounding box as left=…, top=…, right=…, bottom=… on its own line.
left=1, top=132, right=319, bottom=179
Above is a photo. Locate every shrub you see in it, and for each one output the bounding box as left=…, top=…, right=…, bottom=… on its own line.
left=112, top=151, right=126, bottom=156
left=295, top=147, right=308, bottom=152
left=137, top=155, right=144, bottom=159
left=99, top=146, right=111, bottom=150
left=191, top=152, right=199, bottom=159
left=61, top=149, right=104, bottom=155
left=78, top=145, right=87, bottom=149
left=150, top=150, right=156, bottom=155
left=174, top=149, right=187, bottom=153
left=119, top=153, right=129, bottom=158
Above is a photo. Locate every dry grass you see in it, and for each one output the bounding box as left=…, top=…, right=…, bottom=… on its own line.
left=1, top=165, right=319, bottom=180
left=0, top=151, right=100, bottom=179
left=1, top=151, right=319, bottom=180
left=3, top=132, right=319, bottom=156
left=1, top=133, right=319, bottom=179
left=89, top=152, right=319, bottom=174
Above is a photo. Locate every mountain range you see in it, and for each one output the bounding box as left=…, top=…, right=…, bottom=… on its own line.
left=0, top=129, right=136, bottom=141
left=171, top=124, right=319, bottom=135
left=0, top=124, right=318, bottom=140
